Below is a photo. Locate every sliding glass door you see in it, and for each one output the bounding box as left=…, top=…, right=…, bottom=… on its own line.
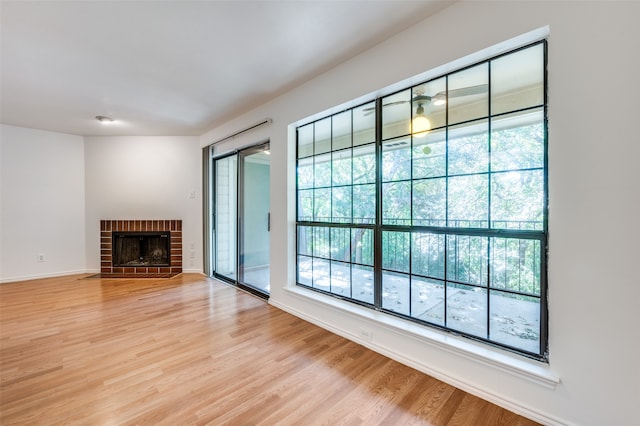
left=214, top=154, right=237, bottom=281
left=238, top=145, right=271, bottom=293
left=210, top=142, right=270, bottom=297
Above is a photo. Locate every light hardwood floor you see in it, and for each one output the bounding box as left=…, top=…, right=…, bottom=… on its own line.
left=0, top=274, right=539, bottom=425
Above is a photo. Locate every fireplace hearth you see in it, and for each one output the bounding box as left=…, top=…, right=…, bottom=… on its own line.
left=100, top=220, right=182, bottom=278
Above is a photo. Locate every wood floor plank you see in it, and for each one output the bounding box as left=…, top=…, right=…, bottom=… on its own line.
left=0, top=274, right=540, bottom=425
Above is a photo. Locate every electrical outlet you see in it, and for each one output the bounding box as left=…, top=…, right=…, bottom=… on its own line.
left=359, top=327, right=373, bottom=341
left=37, top=254, right=45, bottom=262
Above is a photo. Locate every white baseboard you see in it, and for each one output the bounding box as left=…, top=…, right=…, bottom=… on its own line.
left=0, top=268, right=207, bottom=283
left=0, top=269, right=94, bottom=284
left=270, top=291, right=569, bottom=426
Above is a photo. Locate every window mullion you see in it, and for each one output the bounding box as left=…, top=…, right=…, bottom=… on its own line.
left=486, top=61, right=492, bottom=341
left=374, top=98, right=383, bottom=309
left=443, top=75, right=449, bottom=328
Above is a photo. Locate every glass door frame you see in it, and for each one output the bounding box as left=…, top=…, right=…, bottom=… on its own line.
left=207, top=141, right=270, bottom=299
left=211, top=152, right=238, bottom=283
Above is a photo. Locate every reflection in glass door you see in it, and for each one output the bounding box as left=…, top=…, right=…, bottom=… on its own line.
left=214, top=154, right=237, bottom=281
left=239, top=144, right=270, bottom=294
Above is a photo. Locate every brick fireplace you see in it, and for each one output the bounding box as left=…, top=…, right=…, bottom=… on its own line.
left=100, top=220, right=182, bottom=278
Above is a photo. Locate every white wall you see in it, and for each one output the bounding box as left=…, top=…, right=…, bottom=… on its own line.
left=84, top=136, right=202, bottom=272
left=0, top=125, right=86, bottom=282
left=201, top=2, right=640, bottom=425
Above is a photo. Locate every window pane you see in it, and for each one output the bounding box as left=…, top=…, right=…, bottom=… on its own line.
left=332, top=186, right=352, bottom=223
left=411, top=232, right=445, bottom=279
left=446, top=283, right=487, bottom=338
left=382, top=137, right=411, bottom=181
left=332, top=148, right=351, bottom=186
left=411, top=277, right=445, bottom=326
left=353, top=184, right=375, bottom=224
left=382, top=231, right=410, bottom=273
left=412, top=77, right=446, bottom=130
left=332, top=110, right=352, bottom=151
left=412, top=129, right=445, bottom=179
left=297, top=225, right=313, bottom=256
left=313, top=188, right=330, bottom=222
left=448, top=120, right=488, bottom=175
left=382, top=271, right=410, bottom=316
left=314, top=118, right=331, bottom=155
left=352, top=264, right=374, bottom=304
left=490, top=237, right=541, bottom=295
left=297, top=124, right=313, bottom=158
left=313, top=227, right=330, bottom=258
left=446, top=235, right=488, bottom=286
left=383, top=181, right=411, bottom=225
left=330, top=227, right=350, bottom=261
left=353, top=102, right=375, bottom=146
left=351, top=228, right=373, bottom=265
left=297, top=255, right=313, bottom=286
left=491, top=170, right=543, bottom=230
left=448, top=174, right=488, bottom=228
left=314, top=153, right=331, bottom=187
left=412, top=178, right=446, bottom=227
left=490, top=291, right=540, bottom=353
left=491, top=44, right=544, bottom=115
left=297, top=157, right=314, bottom=189
left=312, top=258, right=330, bottom=291
left=330, top=260, right=350, bottom=296
left=353, top=143, right=376, bottom=184
left=491, top=109, right=544, bottom=172
left=297, top=189, right=313, bottom=221
left=382, top=89, right=411, bottom=140
left=448, top=63, right=488, bottom=125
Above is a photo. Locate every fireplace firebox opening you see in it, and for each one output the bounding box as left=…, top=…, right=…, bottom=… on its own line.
left=112, top=232, right=170, bottom=267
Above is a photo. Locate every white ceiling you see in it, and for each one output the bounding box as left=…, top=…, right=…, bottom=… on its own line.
left=1, top=1, right=452, bottom=137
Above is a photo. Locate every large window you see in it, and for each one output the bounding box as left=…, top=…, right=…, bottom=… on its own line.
left=296, top=42, right=547, bottom=359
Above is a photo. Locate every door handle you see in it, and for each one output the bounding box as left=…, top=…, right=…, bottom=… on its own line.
left=267, top=213, right=271, bottom=232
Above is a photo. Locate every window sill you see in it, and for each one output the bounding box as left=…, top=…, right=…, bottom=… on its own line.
left=280, top=286, right=559, bottom=390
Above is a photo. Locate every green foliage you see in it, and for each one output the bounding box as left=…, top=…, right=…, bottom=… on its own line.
left=297, top=104, right=544, bottom=297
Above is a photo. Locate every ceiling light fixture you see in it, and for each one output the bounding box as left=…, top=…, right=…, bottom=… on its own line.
left=411, top=103, right=431, bottom=137
left=95, top=115, right=115, bottom=124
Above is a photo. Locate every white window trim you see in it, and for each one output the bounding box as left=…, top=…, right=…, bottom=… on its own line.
left=286, top=25, right=557, bottom=389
